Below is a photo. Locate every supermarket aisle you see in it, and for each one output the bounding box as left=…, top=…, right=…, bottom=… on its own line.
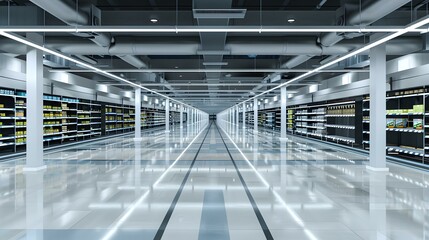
left=0, top=121, right=428, bottom=240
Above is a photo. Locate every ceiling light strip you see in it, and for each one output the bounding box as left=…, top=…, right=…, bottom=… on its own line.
left=0, top=26, right=425, bottom=33
left=236, top=16, right=429, bottom=106
left=0, top=31, right=199, bottom=111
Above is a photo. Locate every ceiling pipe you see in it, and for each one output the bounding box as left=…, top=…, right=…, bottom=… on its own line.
left=29, top=0, right=146, bottom=69
left=0, top=36, right=418, bottom=56
left=319, top=0, right=411, bottom=47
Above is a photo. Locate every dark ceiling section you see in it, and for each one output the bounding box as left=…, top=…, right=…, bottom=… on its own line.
left=0, top=0, right=426, bottom=113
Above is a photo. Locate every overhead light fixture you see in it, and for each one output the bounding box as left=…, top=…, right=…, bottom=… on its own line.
left=150, top=18, right=158, bottom=23
left=0, top=31, right=201, bottom=112
left=234, top=15, right=429, bottom=106
left=288, top=18, right=296, bottom=23
left=342, top=74, right=352, bottom=85
left=309, top=84, right=318, bottom=93
left=202, top=62, right=229, bottom=66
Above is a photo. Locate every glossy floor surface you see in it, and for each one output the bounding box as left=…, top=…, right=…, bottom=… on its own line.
left=0, top=120, right=429, bottom=240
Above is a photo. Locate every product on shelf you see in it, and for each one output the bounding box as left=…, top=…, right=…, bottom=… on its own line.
left=413, top=104, right=424, bottom=113
left=395, top=119, right=407, bottom=128
left=413, top=119, right=423, bottom=130
left=0, top=89, right=14, bottom=95
left=16, top=110, right=25, bottom=117
left=386, top=119, right=395, bottom=128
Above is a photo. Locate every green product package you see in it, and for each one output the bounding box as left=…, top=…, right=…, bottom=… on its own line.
left=386, top=119, right=395, bottom=128
left=413, top=119, right=423, bottom=129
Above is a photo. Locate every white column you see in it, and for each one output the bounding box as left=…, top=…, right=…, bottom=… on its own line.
left=280, top=86, right=287, bottom=140
left=165, top=99, right=170, bottom=133
left=192, top=109, right=195, bottom=125
left=242, top=103, right=246, bottom=128
left=25, top=171, right=45, bottom=239
left=187, top=108, right=190, bottom=125
left=253, top=98, right=258, bottom=133
left=368, top=42, right=388, bottom=171
left=24, top=33, right=45, bottom=171
left=134, top=88, right=142, bottom=141
left=232, top=107, right=236, bottom=125
left=236, top=105, right=239, bottom=126
left=180, top=104, right=184, bottom=128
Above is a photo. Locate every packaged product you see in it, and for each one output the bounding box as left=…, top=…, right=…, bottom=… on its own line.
left=395, top=118, right=407, bottom=128
left=386, top=119, right=396, bottom=128
left=413, top=119, right=423, bottom=130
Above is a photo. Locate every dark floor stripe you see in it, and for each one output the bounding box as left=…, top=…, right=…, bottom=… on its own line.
left=198, top=190, right=230, bottom=240
left=153, top=122, right=213, bottom=240
left=214, top=123, right=274, bottom=240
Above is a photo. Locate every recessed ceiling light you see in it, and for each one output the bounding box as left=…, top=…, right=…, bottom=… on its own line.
left=179, top=75, right=183, bottom=78
left=174, top=66, right=178, bottom=69
left=150, top=18, right=158, bottom=23
left=288, top=18, right=295, bottom=23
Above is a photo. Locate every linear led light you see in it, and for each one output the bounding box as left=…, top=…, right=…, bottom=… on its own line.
left=234, top=16, right=429, bottom=107
left=202, top=62, right=229, bottom=66
left=48, top=69, right=369, bottom=73
left=0, top=31, right=201, bottom=112
left=0, top=26, right=426, bottom=33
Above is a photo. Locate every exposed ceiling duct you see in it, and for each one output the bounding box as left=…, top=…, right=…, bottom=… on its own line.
left=29, top=0, right=146, bottom=69
left=319, top=0, right=411, bottom=47
left=0, top=37, right=420, bottom=56
left=193, top=0, right=233, bottom=100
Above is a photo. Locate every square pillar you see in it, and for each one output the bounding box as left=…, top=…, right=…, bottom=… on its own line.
left=368, top=41, right=388, bottom=171
left=280, top=86, right=287, bottom=141
left=24, top=33, right=45, bottom=171
left=134, top=88, right=142, bottom=141
left=253, top=98, right=258, bottom=133
left=236, top=105, right=239, bottom=126
left=180, top=105, right=184, bottom=128
left=187, top=108, right=191, bottom=125
left=165, top=99, right=170, bottom=133
left=242, top=103, right=246, bottom=129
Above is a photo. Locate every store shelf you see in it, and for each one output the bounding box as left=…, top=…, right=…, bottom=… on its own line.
left=386, top=128, right=423, bottom=133
left=326, top=114, right=354, bottom=117
left=386, top=146, right=424, bottom=157
left=325, top=124, right=355, bottom=130
left=326, top=135, right=355, bottom=143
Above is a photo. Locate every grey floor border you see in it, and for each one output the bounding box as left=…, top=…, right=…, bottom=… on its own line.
left=215, top=123, right=274, bottom=240
left=153, top=122, right=212, bottom=240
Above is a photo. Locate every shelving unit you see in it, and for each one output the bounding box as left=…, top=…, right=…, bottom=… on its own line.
left=292, top=104, right=326, bottom=140
left=0, top=87, right=172, bottom=156
left=284, top=87, right=429, bottom=166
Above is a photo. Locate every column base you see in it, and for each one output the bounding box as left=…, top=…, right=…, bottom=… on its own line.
left=180, top=126, right=183, bottom=128
left=366, top=165, right=389, bottom=172
left=23, top=165, right=47, bottom=172
left=165, top=130, right=171, bottom=133
left=279, top=137, right=288, bottom=142
left=253, top=130, right=259, bottom=134
left=133, top=138, right=143, bottom=142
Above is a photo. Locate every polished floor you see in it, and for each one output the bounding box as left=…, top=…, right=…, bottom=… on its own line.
left=0, top=120, right=428, bottom=240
